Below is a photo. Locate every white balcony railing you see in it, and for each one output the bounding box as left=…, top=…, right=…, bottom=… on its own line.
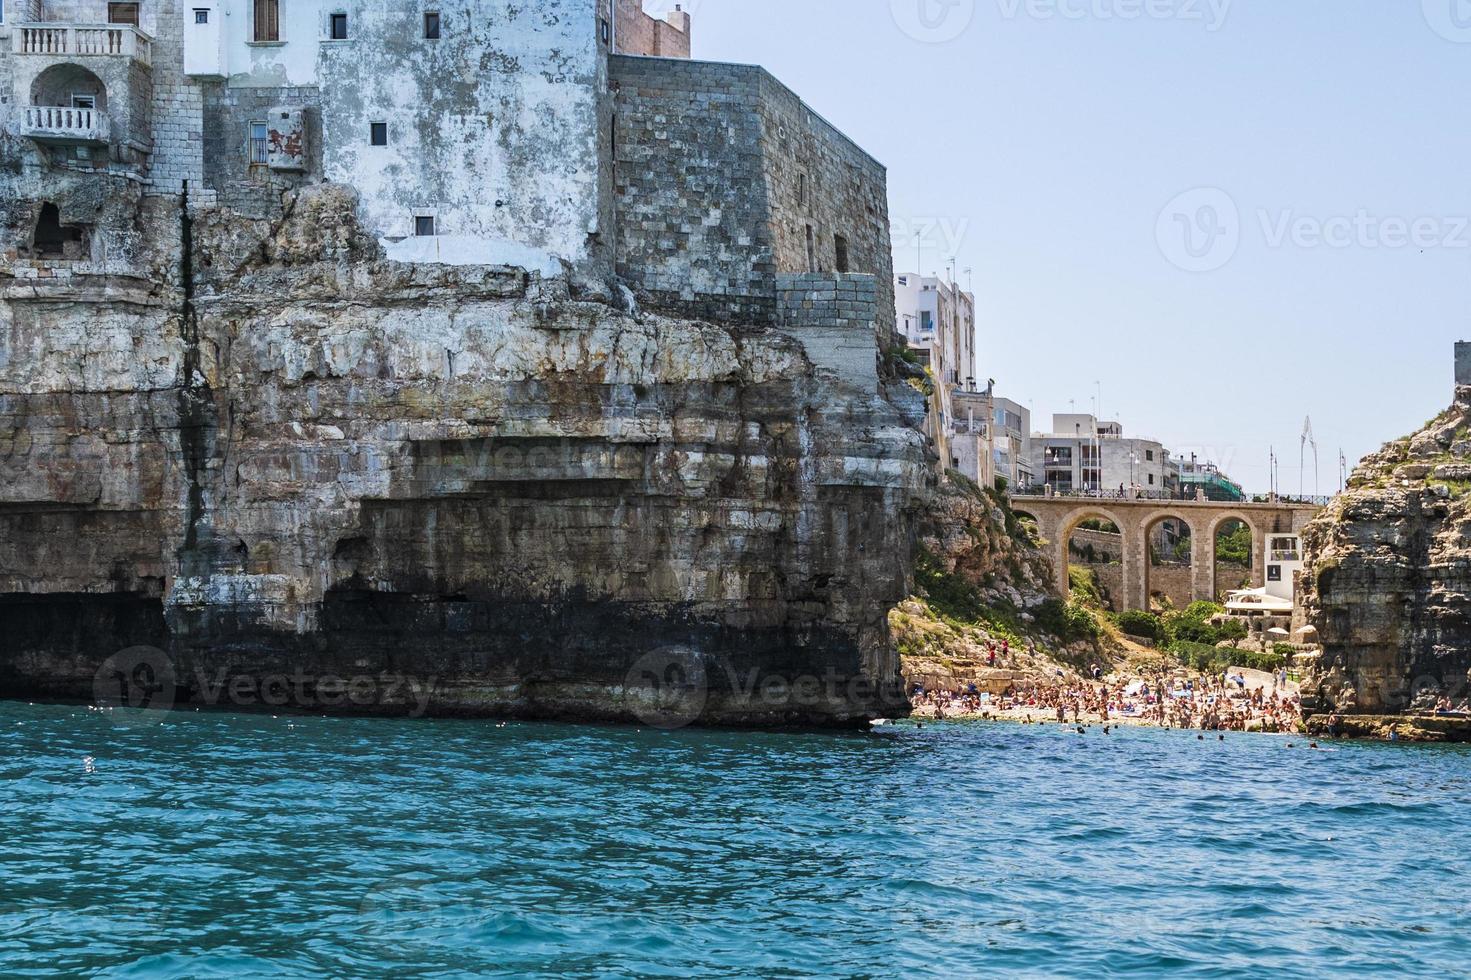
left=13, top=24, right=153, bottom=66
left=19, top=105, right=112, bottom=145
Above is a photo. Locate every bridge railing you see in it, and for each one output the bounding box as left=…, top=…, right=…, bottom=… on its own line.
left=1010, top=487, right=1333, bottom=506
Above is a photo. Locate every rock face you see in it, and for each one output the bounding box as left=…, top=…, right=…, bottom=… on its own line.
left=1299, top=386, right=1471, bottom=723
left=0, top=186, right=929, bottom=727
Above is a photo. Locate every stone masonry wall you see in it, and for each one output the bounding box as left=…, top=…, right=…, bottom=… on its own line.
left=146, top=0, right=210, bottom=200
left=611, top=56, right=774, bottom=323
left=202, top=84, right=322, bottom=217
left=611, top=55, right=893, bottom=336
left=756, top=73, right=894, bottom=339
left=776, top=273, right=879, bottom=393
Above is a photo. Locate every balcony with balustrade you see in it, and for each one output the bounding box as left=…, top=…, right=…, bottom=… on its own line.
left=8, top=23, right=154, bottom=157
left=17, top=104, right=112, bottom=146
left=11, top=24, right=154, bottom=66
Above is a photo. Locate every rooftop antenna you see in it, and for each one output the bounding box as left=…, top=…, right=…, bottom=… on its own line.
left=1339, top=448, right=1347, bottom=494
left=1300, top=416, right=1318, bottom=498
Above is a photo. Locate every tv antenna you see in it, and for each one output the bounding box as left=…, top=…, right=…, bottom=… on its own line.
left=1300, top=416, right=1319, bottom=498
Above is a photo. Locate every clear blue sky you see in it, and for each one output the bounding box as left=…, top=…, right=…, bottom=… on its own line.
left=685, top=0, right=1469, bottom=495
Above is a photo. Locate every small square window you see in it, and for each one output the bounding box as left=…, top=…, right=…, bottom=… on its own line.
left=330, top=12, right=348, bottom=39
left=71, top=94, right=96, bottom=109
left=414, top=215, right=437, bottom=237
left=370, top=122, right=388, bottom=146
left=425, top=12, right=442, bottom=39
left=194, top=9, right=210, bottom=24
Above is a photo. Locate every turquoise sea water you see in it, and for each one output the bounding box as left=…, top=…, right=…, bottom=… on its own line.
left=2, top=702, right=1469, bottom=978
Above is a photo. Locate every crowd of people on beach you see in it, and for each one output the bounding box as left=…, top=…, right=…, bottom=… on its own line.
left=913, top=670, right=1303, bottom=734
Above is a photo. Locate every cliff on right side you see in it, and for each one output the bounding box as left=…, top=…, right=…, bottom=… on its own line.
left=1298, top=355, right=1471, bottom=740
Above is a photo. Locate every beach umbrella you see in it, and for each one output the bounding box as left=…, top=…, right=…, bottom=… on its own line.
left=1267, top=627, right=1291, bottom=637
left=1296, top=625, right=1319, bottom=636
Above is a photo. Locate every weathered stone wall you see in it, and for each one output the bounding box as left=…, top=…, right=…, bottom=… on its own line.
left=756, top=72, right=894, bottom=338
left=775, top=273, right=879, bottom=392
left=611, top=56, right=774, bottom=322
left=316, top=1, right=606, bottom=268
left=611, top=55, right=893, bottom=333
left=201, top=83, right=321, bottom=216
left=147, top=0, right=211, bottom=198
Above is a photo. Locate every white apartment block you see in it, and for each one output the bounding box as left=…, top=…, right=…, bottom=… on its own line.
left=1031, top=414, right=1181, bottom=496
left=894, top=271, right=988, bottom=483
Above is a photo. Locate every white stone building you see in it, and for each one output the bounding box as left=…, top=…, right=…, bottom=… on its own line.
left=1031, top=414, right=1180, bottom=497
left=0, top=0, right=693, bottom=273
left=894, top=271, right=987, bottom=481
left=991, top=395, right=1032, bottom=488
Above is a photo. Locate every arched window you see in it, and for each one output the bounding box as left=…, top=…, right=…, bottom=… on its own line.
left=254, top=0, right=280, bottom=41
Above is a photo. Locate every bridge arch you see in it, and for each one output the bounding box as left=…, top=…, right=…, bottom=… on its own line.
left=1208, top=511, right=1264, bottom=599
left=1139, top=511, right=1198, bottom=612
left=1006, top=493, right=1317, bottom=612
left=1055, top=506, right=1131, bottom=606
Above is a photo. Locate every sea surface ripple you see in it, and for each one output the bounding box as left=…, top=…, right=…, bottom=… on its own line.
left=2, top=702, right=1469, bottom=977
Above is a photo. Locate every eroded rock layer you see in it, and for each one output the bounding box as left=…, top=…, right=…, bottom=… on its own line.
left=0, top=188, right=928, bottom=727
left=1300, top=387, right=1471, bottom=726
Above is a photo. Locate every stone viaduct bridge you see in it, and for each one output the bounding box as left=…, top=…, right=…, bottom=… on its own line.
left=1008, top=492, right=1325, bottom=612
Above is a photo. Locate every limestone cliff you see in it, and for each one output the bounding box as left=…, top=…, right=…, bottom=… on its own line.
left=890, top=474, right=1104, bottom=691
left=1299, top=386, right=1471, bottom=738
left=0, top=185, right=929, bottom=727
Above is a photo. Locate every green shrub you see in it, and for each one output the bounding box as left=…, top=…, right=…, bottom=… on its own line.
left=1162, top=601, right=1246, bottom=646
left=1170, top=641, right=1286, bottom=675
left=1215, top=522, right=1252, bottom=565
left=1037, top=598, right=1100, bottom=643
left=913, top=547, right=984, bottom=624
left=1068, top=566, right=1104, bottom=607
left=1114, top=609, right=1162, bottom=641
